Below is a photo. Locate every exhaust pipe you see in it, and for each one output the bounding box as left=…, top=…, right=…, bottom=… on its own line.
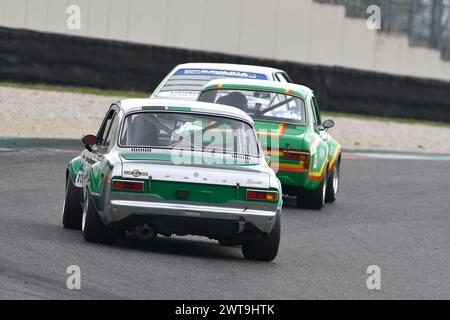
left=134, top=223, right=156, bottom=241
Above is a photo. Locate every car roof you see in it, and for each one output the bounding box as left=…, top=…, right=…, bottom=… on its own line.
left=202, top=79, right=313, bottom=99
left=117, top=98, right=254, bottom=124
left=172, top=63, right=284, bottom=75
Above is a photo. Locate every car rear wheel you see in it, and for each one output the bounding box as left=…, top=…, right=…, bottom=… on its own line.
left=82, top=191, right=115, bottom=244
left=218, top=239, right=242, bottom=247
left=241, top=214, right=280, bottom=262
left=325, top=159, right=340, bottom=203
left=296, top=170, right=327, bottom=210
left=62, top=177, right=83, bottom=230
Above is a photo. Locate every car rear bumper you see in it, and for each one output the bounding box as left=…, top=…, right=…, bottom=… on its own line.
left=101, top=197, right=279, bottom=237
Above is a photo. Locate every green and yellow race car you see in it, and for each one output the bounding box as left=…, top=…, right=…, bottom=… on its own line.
left=198, top=79, right=341, bottom=210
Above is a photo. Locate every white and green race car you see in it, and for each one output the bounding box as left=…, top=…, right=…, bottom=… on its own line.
left=62, top=99, right=282, bottom=261
left=151, top=63, right=293, bottom=101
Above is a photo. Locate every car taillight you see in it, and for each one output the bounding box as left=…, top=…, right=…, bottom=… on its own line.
left=112, top=180, right=144, bottom=192
left=246, top=190, right=279, bottom=201
left=283, top=150, right=309, bottom=161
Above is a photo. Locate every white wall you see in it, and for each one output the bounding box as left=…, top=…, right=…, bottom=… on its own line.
left=1, top=0, right=450, bottom=81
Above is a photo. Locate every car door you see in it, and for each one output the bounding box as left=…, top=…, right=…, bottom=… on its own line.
left=81, top=107, right=118, bottom=199
left=305, top=94, right=329, bottom=179
left=310, top=96, right=322, bottom=137
left=311, top=94, right=341, bottom=171
left=311, top=95, right=341, bottom=174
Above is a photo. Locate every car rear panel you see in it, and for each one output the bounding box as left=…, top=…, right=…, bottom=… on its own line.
left=117, top=152, right=277, bottom=206
left=255, top=120, right=309, bottom=187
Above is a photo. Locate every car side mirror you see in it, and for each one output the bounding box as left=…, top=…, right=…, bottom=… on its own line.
left=321, top=119, right=335, bottom=130
left=82, top=134, right=98, bottom=151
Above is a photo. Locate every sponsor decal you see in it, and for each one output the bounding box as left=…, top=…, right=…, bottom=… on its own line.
left=247, top=179, right=264, bottom=185
left=124, top=170, right=149, bottom=177
left=175, top=69, right=268, bottom=80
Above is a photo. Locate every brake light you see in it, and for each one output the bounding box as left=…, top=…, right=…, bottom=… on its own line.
left=283, top=150, right=309, bottom=161
left=112, top=180, right=144, bottom=192
left=246, top=190, right=279, bottom=201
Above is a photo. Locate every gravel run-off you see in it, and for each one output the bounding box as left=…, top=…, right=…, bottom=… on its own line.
left=1, top=86, right=449, bottom=154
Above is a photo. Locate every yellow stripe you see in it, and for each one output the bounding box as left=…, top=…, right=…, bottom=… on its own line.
left=308, top=160, right=327, bottom=178
left=277, top=123, right=286, bottom=134
left=270, top=161, right=306, bottom=169
left=264, top=150, right=282, bottom=156
left=328, top=145, right=341, bottom=172
left=258, top=123, right=286, bottom=137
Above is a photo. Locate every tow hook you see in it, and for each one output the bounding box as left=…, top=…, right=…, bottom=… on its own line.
left=134, top=223, right=157, bottom=241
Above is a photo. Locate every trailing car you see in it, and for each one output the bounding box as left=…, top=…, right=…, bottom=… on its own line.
left=62, top=99, right=282, bottom=261
left=198, top=79, right=341, bottom=210
left=151, top=63, right=292, bottom=101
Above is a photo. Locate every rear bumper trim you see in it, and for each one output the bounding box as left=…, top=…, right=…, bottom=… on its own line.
left=107, top=200, right=277, bottom=233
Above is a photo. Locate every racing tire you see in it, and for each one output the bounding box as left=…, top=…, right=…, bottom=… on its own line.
left=241, top=214, right=280, bottom=262
left=82, top=192, right=115, bottom=244
left=62, top=177, right=83, bottom=230
left=296, top=170, right=327, bottom=210
left=218, top=239, right=242, bottom=247
left=325, top=159, right=340, bottom=203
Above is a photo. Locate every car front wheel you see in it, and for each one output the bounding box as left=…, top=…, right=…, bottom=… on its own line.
left=241, top=214, right=280, bottom=262
left=62, top=177, right=83, bottom=230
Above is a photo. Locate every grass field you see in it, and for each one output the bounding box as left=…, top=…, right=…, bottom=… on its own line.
left=1, top=81, right=449, bottom=128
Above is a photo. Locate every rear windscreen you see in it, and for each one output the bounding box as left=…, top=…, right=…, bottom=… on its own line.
left=155, top=68, right=269, bottom=99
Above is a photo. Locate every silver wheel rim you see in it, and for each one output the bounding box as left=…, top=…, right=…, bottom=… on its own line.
left=61, top=199, right=66, bottom=219
left=322, top=176, right=327, bottom=204
left=82, top=192, right=88, bottom=231
left=61, top=183, right=68, bottom=219
left=333, top=166, right=339, bottom=195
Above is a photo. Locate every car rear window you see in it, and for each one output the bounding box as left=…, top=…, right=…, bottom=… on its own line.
left=199, top=89, right=307, bottom=125
left=119, top=111, right=260, bottom=157
left=155, top=68, right=269, bottom=99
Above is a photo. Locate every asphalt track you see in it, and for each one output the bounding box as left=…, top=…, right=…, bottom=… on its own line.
left=0, top=147, right=449, bottom=299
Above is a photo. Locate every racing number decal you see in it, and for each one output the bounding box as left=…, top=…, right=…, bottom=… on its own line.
left=74, top=171, right=86, bottom=188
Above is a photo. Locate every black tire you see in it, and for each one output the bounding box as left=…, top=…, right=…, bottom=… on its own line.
left=296, top=170, right=327, bottom=210
left=62, top=177, right=83, bottom=230
left=82, top=192, right=115, bottom=244
left=241, top=214, right=280, bottom=262
left=325, top=159, right=340, bottom=203
left=218, top=239, right=242, bottom=247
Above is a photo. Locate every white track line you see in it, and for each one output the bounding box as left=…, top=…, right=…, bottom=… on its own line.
left=344, top=152, right=450, bottom=161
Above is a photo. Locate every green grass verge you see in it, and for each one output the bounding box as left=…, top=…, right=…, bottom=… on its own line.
left=0, top=82, right=148, bottom=98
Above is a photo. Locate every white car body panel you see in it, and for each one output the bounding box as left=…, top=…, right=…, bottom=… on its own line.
left=151, top=63, right=291, bottom=101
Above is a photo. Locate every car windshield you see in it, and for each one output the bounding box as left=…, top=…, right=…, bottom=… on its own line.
left=198, top=89, right=307, bottom=125
left=155, top=68, right=269, bottom=100
left=119, top=111, right=260, bottom=157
